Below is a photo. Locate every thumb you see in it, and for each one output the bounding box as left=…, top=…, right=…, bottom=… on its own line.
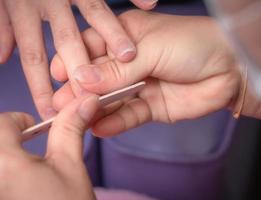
left=46, top=95, right=99, bottom=162
left=72, top=52, right=156, bottom=94
left=0, top=112, right=34, bottom=147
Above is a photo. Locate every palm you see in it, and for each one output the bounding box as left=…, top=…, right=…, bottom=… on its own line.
left=142, top=74, right=237, bottom=123
left=102, top=11, right=240, bottom=122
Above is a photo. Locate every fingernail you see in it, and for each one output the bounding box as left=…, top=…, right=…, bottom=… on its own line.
left=117, top=41, right=136, bottom=61
left=74, top=65, right=102, bottom=85
left=79, top=96, right=98, bottom=121
left=142, top=0, right=158, bottom=6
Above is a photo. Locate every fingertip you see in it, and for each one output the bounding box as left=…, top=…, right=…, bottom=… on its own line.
left=73, top=61, right=129, bottom=94
left=141, top=3, right=157, bottom=11
left=116, top=41, right=136, bottom=62
left=0, top=46, right=5, bottom=64
left=0, top=112, right=35, bottom=144
left=131, top=0, right=158, bottom=10
left=53, top=88, right=75, bottom=111
left=47, top=94, right=99, bottom=163
left=50, top=54, right=68, bottom=82
left=92, top=115, right=125, bottom=138
left=116, top=47, right=137, bottom=62
left=0, top=4, right=15, bottom=64
left=9, top=112, right=35, bottom=131
left=78, top=95, right=99, bottom=122
left=52, top=94, right=99, bottom=135
left=0, top=32, right=15, bottom=64
left=52, top=83, right=75, bottom=111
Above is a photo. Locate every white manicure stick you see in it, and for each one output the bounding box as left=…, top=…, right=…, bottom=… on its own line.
left=22, top=81, right=146, bottom=139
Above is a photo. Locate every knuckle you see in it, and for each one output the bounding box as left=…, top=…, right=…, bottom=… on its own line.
left=82, top=0, right=106, bottom=20
left=21, top=49, right=45, bottom=65
left=59, top=122, right=78, bottom=134
left=6, top=0, right=26, bottom=10
left=46, top=2, right=70, bottom=20
left=85, top=0, right=105, bottom=11
left=33, top=90, right=53, bottom=113
left=54, top=27, right=78, bottom=47
left=34, top=89, right=53, bottom=100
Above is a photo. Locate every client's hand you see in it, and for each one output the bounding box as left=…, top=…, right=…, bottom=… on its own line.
left=0, top=0, right=156, bottom=120
left=0, top=95, right=98, bottom=200
left=51, top=10, right=241, bottom=137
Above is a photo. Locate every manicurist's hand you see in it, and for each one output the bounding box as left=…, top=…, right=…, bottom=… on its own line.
left=0, top=0, right=157, bottom=120
left=51, top=10, right=242, bottom=137
left=0, top=95, right=99, bottom=200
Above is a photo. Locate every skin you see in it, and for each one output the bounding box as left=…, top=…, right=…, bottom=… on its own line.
left=0, top=0, right=157, bottom=120
left=0, top=95, right=99, bottom=200
left=0, top=10, right=260, bottom=199
left=50, top=10, right=246, bottom=137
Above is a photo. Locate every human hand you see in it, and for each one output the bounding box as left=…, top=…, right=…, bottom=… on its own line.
left=0, top=95, right=99, bottom=200
left=51, top=10, right=241, bottom=137
left=0, top=0, right=15, bottom=63
left=0, top=0, right=157, bottom=120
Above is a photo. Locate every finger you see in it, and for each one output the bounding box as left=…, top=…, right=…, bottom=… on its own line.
left=73, top=49, right=156, bottom=94
left=50, top=28, right=106, bottom=82
left=72, top=10, right=155, bottom=93
left=0, top=0, right=15, bottom=63
left=92, top=78, right=168, bottom=137
left=5, top=1, right=55, bottom=120
left=76, top=0, right=136, bottom=62
left=50, top=54, right=68, bottom=82
left=52, top=78, right=128, bottom=112
left=129, top=0, right=158, bottom=10
left=47, top=0, right=90, bottom=95
left=92, top=97, right=152, bottom=137
left=51, top=55, right=111, bottom=83
left=52, top=81, right=75, bottom=111
left=46, top=95, right=99, bottom=162
left=49, top=10, right=148, bottom=85
left=81, top=28, right=107, bottom=59
left=0, top=112, right=34, bottom=147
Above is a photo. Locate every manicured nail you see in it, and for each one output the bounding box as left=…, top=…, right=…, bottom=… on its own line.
left=117, top=41, right=136, bottom=61
left=79, top=96, right=98, bottom=121
left=74, top=65, right=102, bottom=85
left=142, top=0, right=158, bottom=6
